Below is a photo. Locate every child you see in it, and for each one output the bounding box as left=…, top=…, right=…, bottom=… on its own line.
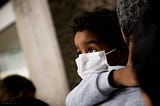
left=65, top=8, right=145, bottom=106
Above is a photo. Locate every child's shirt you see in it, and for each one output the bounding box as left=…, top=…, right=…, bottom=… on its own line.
left=65, top=66, right=145, bottom=106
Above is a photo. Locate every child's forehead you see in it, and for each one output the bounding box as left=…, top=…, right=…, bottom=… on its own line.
left=74, top=30, right=99, bottom=42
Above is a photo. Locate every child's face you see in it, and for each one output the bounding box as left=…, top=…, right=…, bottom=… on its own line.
left=74, top=30, right=128, bottom=66
left=74, top=30, right=110, bottom=55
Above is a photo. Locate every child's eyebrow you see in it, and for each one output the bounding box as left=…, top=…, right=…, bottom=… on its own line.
left=86, top=40, right=98, bottom=46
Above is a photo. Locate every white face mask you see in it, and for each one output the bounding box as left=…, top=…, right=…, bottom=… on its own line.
left=75, top=49, right=116, bottom=79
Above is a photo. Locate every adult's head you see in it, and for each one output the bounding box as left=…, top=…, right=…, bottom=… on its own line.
left=116, top=0, right=148, bottom=42
left=72, top=8, right=128, bottom=66
left=0, top=74, right=36, bottom=103
left=116, top=0, right=149, bottom=67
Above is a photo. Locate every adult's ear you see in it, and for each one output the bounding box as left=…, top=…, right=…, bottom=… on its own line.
left=121, top=28, right=127, bottom=43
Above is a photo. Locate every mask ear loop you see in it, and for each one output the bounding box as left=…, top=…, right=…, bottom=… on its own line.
left=106, top=48, right=117, bottom=55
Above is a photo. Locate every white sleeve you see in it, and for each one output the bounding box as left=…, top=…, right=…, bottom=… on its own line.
left=65, top=69, right=117, bottom=106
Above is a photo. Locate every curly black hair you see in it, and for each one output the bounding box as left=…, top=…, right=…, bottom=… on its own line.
left=116, top=0, right=148, bottom=37
left=72, top=8, right=127, bottom=49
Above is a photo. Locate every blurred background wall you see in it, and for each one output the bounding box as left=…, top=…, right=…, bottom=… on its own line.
left=0, top=0, right=116, bottom=106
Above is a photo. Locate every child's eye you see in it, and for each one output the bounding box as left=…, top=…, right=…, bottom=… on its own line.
left=88, top=48, right=97, bottom=53
left=77, top=50, right=82, bottom=55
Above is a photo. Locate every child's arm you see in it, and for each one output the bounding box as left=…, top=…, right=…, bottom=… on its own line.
left=65, top=69, right=118, bottom=106
left=65, top=66, right=138, bottom=106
